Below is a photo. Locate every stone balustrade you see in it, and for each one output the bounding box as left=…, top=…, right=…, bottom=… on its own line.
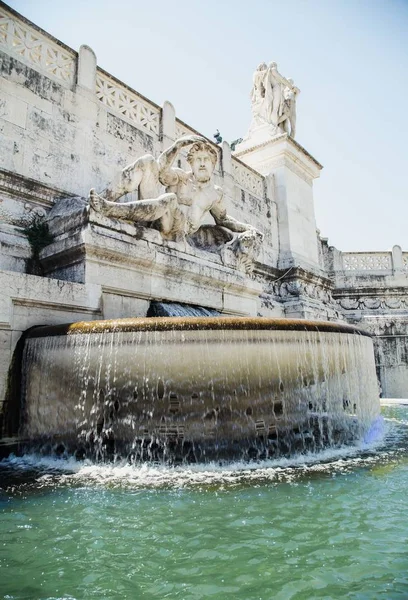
left=0, top=4, right=266, bottom=197
left=231, top=158, right=265, bottom=198
left=95, top=69, right=161, bottom=136
left=333, top=246, right=408, bottom=275
left=175, top=120, right=195, bottom=140
left=0, top=5, right=77, bottom=86
left=342, top=252, right=392, bottom=272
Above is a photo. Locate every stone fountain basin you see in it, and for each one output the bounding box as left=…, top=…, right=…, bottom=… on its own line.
left=21, top=317, right=380, bottom=460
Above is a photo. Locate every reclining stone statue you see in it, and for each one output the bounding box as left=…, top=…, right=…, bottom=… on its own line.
left=89, top=135, right=263, bottom=273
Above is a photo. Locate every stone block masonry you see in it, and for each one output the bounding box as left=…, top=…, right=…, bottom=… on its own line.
left=0, top=1, right=406, bottom=409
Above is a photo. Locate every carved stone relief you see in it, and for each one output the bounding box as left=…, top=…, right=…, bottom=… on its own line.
left=273, top=278, right=335, bottom=305
left=338, top=296, right=408, bottom=311
left=88, top=135, right=264, bottom=274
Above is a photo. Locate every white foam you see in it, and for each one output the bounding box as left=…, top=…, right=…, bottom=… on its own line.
left=381, top=398, right=408, bottom=405
left=1, top=415, right=405, bottom=491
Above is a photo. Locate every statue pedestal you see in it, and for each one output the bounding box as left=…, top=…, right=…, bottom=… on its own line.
left=234, top=133, right=323, bottom=272
left=235, top=123, right=281, bottom=154
left=39, top=201, right=263, bottom=318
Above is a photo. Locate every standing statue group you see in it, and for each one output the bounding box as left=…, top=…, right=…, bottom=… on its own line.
left=250, top=62, right=298, bottom=138
left=89, top=136, right=263, bottom=273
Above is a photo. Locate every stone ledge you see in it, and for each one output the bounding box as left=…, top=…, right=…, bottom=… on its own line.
left=40, top=220, right=262, bottom=316
left=234, top=133, right=322, bottom=181
left=0, top=167, right=73, bottom=207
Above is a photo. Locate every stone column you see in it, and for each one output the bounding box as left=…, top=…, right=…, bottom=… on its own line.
left=161, top=101, right=176, bottom=150
left=234, top=134, right=322, bottom=271
left=77, top=45, right=97, bottom=92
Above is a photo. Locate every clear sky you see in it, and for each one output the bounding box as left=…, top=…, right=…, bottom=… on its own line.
left=7, top=0, right=408, bottom=252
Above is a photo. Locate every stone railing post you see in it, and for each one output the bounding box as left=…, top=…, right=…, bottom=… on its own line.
left=161, top=101, right=176, bottom=150
left=392, top=245, right=404, bottom=274
left=332, top=249, right=344, bottom=272
left=77, top=45, right=97, bottom=92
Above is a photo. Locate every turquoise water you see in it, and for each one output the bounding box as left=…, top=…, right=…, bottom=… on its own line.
left=1, top=405, right=407, bottom=600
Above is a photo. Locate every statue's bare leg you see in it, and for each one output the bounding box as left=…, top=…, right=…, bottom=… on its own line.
left=89, top=189, right=178, bottom=223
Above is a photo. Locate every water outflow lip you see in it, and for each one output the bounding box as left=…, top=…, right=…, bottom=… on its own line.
left=24, top=317, right=372, bottom=339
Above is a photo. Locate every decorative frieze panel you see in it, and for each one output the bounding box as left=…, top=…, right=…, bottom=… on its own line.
left=342, top=252, right=392, bottom=271
left=403, top=254, right=408, bottom=271
left=0, top=202, right=46, bottom=227
left=338, top=296, right=408, bottom=311
left=0, top=6, right=76, bottom=85
left=232, top=158, right=264, bottom=198
left=96, top=70, right=160, bottom=136
left=273, top=279, right=335, bottom=306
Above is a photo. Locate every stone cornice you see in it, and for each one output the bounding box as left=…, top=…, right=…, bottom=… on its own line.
left=333, top=286, right=408, bottom=298
left=0, top=168, right=74, bottom=207
left=234, top=135, right=322, bottom=183
left=235, top=134, right=322, bottom=170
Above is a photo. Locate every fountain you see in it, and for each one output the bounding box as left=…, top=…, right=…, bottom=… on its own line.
left=17, top=316, right=380, bottom=463
left=0, top=19, right=382, bottom=464
left=0, top=10, right=406, bottom=598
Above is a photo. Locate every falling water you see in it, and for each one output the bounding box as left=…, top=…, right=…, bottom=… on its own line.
left=18, top=318, right=380, bottom=462
left=147, top=301, right=221, bottom=317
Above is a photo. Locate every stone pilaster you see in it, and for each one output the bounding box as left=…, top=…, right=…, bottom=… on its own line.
left=234, top=133, right=322, bottom=272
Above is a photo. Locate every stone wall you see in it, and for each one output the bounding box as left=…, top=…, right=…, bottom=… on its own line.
left=0, top=1, right=406, bottom=420
left=0, top=3, right=278, bottom=274
left=324, top=242, right=408, bottom=398
left=0, top=3, right=284, bottom=428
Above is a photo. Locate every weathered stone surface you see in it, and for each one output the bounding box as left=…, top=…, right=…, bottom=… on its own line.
left=87, top=135, right=264, bottom=273
left=0, top=1, right=406, bottom=405
left=323, top=243, right=408, bottom=397
left=106, top=113, right=154, bottom=154
left=39, top=206, right=263, bottom=317
left=0, top=51, right=65, bottom=105
left=235, top=135, right=322, bottom=271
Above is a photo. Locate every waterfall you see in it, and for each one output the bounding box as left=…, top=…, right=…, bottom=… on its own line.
left=147, top=301, right=221, bottom=317
left=18, top=318, right=380, bottom=463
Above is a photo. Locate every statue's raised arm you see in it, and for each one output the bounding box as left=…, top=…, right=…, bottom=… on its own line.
left=158, top=135, right=206, bottom=187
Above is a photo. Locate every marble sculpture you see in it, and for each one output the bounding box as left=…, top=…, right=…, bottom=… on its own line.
left=89, top=135, right=263, bottom=273
left=250, top=62, right=298, bottom=138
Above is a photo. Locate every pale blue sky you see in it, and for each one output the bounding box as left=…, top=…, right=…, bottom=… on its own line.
left=8, top=0, right=408, bottom=251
